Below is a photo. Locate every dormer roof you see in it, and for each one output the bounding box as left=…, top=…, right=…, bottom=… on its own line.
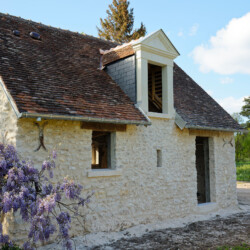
left=102, top=29, right=179, bottom=66
left=132, top=29, right=180, bottom=59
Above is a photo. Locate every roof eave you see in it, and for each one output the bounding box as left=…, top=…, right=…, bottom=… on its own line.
left=185, top=124, right=246, bottom=133
left=175, top=112, right=245, bottom=133
left=19, top=112, right=152, bottom=126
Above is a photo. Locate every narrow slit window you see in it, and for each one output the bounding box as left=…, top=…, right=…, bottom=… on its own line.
left=196, top=137, right=210, bottom=204
left=148, top=64, right=162, bottom=113
left=157, top=149, right=162, bottom=168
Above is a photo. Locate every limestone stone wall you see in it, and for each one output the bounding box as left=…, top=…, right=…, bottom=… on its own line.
left=211, top=133, right=237, bottom=208
left=0, top=87, right=238, bottom=239
left=0, top=84, right=18, bottom=238
left=12, top=116, right=237, bottom=237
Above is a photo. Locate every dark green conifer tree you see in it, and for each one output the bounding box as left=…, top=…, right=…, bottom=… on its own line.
left=97, top=0, right=146, bottom=43
left=240, top=96, right=250, bottom=128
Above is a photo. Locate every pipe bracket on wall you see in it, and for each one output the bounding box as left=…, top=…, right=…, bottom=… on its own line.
left=34, top=121, right=48, bottom=151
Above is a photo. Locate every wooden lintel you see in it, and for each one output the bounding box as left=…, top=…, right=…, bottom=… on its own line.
left=189, top=129, right=220, bottom=137
left=80, top=122, right=127, bottom=132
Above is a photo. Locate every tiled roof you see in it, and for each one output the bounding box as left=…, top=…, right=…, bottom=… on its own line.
left=98, top=37, right=242, bottom=131
left=0, top=13, right=149, bottom=125
left=173, top=64, right=242, bottom=131
left=0, top=13, right=242, bottom=131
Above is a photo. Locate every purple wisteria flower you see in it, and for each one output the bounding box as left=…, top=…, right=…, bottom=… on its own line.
left=60, top=177, right=83, bottom=200
left=0, top=142, right=91, bottom=250
left=52, top=150, right=57, bottom=159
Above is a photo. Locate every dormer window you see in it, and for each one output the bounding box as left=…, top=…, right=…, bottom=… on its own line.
left=148, top=64, right=162, bottom=113
left=133, top=29, right=180, bottom=118
left=103, top=29, right=179, bottom=119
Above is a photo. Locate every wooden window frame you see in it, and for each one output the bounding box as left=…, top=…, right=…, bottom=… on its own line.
left=91, top=131, right=116, bottom=170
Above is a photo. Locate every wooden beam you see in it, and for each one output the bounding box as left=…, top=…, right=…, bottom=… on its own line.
left=189, top=129, right=220, bottom=137
left=152, top=69, right=155, bottom=101
left=80, top=122, right=127, bottom=132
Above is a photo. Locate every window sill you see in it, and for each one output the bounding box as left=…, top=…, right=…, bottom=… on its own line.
left=147, top=112, right=172, bottom=119
left=196, top=202, right=217, bottom=214
left=197, top=202, right=216, bottom=206
left=87, top=169, right=122, bottom=178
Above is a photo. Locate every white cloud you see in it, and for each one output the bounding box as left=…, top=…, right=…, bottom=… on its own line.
left=192, top=13, right=250, bottom=74
left=220, top=77, right=234, bottom=84
left=218, top=96, right=246, bottom=113
left=178, top=30, right=184, bottom=37
left=189, top=23, right=199, bottom=36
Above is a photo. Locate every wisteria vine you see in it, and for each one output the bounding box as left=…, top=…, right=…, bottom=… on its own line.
left=0, top=142, right=91, bottom=250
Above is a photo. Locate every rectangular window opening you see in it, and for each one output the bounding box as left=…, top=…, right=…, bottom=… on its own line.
left=148, top=63, right=162, bottom=113
left=196, top=137, right=210, bottom=204
left=92, top=131, right=111, bottom=169
left=157, top=149, right=162, bottom=168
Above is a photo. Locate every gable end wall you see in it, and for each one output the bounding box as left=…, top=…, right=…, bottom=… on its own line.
left=0, top=84, right=18, bottom=144
left=0, top=84, right=19, bottom=238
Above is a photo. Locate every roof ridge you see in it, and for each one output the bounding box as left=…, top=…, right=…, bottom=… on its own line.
left=0, top=12, right=117, bottom=46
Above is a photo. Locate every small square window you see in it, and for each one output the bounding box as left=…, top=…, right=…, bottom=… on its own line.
left=91, top=131, right=115, bottom=169
left=157, top=149, right=162, bottom=168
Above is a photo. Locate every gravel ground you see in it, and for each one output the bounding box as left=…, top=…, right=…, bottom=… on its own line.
left=90, top=182, right=250, bottom=250
left=93, top=212, right=250, bottom=250
left=40, top=183, right=250, bottom=250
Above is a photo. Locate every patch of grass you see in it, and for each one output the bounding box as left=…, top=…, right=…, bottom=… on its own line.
left=236, top=163, right=250, bottom=181
left=216, top=243, right=250, bottom=250
left=236, top=161, right=250, bottom=167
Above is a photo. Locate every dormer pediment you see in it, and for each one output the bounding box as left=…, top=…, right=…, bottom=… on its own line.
left=132, top=29, right=180, bottom=60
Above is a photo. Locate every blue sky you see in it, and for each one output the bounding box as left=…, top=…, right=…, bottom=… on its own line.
left=1, top=0, right=250, bottom=114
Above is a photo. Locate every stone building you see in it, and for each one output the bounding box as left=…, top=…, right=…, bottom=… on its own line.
left=0, top=13, right=243, bottom=239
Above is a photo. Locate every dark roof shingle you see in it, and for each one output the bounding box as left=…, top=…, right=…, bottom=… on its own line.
left=99, top=42, right=242, bottom=131
left=173, top=64, right=242, bottom=131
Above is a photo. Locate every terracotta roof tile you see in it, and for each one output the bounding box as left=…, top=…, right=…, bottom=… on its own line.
left=0, top=13, right=242, bottom=131
left=0, top=13, right=148, bottom=124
